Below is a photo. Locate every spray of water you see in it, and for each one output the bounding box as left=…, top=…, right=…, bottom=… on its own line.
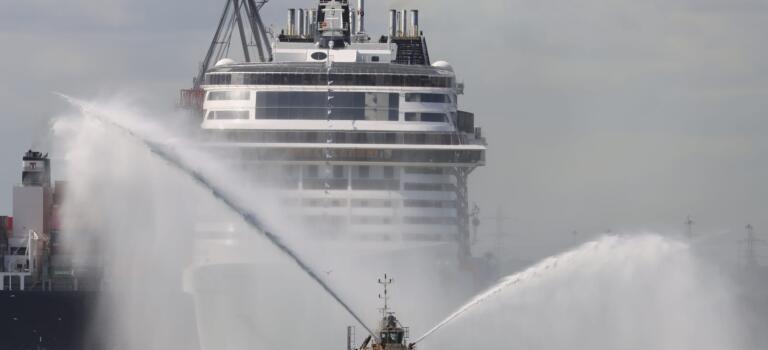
left=59, top=95, right=376, bottom=338
left=413, top=234, right=746, bottom=350
left=412, top=238, right=601, bottom=344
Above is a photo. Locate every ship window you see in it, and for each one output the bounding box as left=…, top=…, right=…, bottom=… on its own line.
left=236, top=148, right=483, bottom=164
left=404, top=183, right=454, bottom=191
left=381, top=332, right=403, bottom=343
left=405, top=93, right=449, bottom=103
left=383, top=166, right=395, bottom=179
left=207, top=110, right=250, bottom=120
left=208, top=91, right=251, bottom=101
left=305, top=165, right=319, bottom=178
left=404, top=112, right=448, bottom=123
left=206, top=74, right=232, bottom=85
left=352, top=216, right=393, bottom=225
left=404, top=200, right=457, bottom=208
left=351, top=199, right=394, bottom=208
left=404, top=167, right=444, bottom=175
left=371, top=56, right=380, bottom=62
left=358, top=166, right=370, bottom=178
left=254, top=92, right=399, bottom=121
left=333, top=165, right=345, bottom=178
left=224, top=73, right=453, bottom=88
left=403, top=216, right=458, bottom=225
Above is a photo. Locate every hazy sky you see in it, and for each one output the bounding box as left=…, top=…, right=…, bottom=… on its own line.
left=1, top=0, right=766, bottom=242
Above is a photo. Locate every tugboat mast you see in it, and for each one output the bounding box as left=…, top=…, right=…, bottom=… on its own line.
left=378, top=273, right=393, bottom=318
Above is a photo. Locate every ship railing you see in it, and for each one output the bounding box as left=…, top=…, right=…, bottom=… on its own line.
left=0, top=272, right=31, bottom=291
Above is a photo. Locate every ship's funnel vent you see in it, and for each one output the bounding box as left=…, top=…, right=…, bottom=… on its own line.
left=298, top=9, right=306, bottom=36
left=307, top=10, right=317, bottom=36
left=285, top=8, right=316, bottom=38
left=400, top=10, right=408, bottom=37
left=389, top=9, right=421, bottom=38
left=410, top=10, right=419, bottom=37
left=287, top=8, right=296, bottom=35
left=389, top=9, right=397, bottom=37
left=357, top=0, right=365, bottom=33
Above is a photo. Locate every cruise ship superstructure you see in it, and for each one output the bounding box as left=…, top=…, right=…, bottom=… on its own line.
left=191, top=0, right=486, bottom=260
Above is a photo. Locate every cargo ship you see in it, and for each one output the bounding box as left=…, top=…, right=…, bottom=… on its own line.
left=0, top=151, right=101, bottom=349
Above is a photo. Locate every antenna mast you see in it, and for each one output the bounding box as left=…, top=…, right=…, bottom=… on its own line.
left=378, top=274, right=393, bottom=318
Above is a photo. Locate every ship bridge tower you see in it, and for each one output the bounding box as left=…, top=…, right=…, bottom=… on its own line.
left=1, top=151, right=52, bottom=291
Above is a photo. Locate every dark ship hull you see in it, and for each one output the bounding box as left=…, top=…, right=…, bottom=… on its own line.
left=0, top=291, right=101, bottom=350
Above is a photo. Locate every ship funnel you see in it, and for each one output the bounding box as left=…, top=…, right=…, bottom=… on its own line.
left=357, top=0, right=365, bottom=33
left=388, top=9, right=397, bottom=37
left=287, top=8, right=296, bottom=35
left=409, top=10, right=419, bottom=37
left=309, top=9, right=317, bottom=35
left=400, top=9, right=408, bottom=37
left=296, top=9, right=304, bottom=36
left=299, top=9, right=309, bottom=36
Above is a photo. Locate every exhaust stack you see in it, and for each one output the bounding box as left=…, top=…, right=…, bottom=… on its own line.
left=287, top=8, right=296, bottom=35
left=389, top=9, right=397, bottom=37
left=400, top=9, right=408, bottom=37
left=298, top=9, right=305, bottom=36
left=309, top=9, right=317, bottom=35
left=357, top=0, right=365, bottom=33
left=410, top=10, right=419, bottom=37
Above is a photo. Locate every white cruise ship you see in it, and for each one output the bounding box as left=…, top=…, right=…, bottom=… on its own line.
left=181, top=1, right=487, bottom=348
left=196, top=0, right=484, bottom=247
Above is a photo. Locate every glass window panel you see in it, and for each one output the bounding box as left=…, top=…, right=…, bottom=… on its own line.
left=209, top=73, right=454, bottom=87
left=208, top=91, right=250, bottom=101
left=358, top=166, right=370, bottom=178
left=421, top=113, right=447, bottom=123
left=210, top=110, right=249, bottom=120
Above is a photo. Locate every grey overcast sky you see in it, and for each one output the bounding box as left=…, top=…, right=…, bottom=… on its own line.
left=1, top=0, right=766, bottom=240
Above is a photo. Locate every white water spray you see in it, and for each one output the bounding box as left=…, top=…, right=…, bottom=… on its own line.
left=59, top=95, right=375, bottom=337
left=413, top=239, right=596, bottom=344
left=414, top=234, right=747, bottom=350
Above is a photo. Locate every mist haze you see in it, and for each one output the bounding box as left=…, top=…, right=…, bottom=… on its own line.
left=2, top=0, right=766, bottom=246
left=1, top=0, right=767, bottom=349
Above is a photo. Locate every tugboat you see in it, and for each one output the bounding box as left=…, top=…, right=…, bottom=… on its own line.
left=356, top=274, right=415, bottom=350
